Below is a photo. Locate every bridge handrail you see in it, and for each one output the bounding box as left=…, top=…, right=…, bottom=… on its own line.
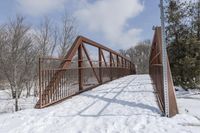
left=149, top=27, right=178, bottom=117
left=35, top=36, right=136, bottom=108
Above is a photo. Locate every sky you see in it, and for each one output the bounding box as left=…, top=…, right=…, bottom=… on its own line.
left=0, top=0, right=161, bottom=50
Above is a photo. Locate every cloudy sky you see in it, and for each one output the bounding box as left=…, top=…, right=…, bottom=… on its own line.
left=0, top=0, right=160, bottom=50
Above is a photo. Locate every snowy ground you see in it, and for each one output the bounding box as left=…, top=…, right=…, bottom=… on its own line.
left=0, top=89, right=37, bottom=113
left=176, top=87, right=200, bottom=125
left=0, top=75, right=200, bottom=133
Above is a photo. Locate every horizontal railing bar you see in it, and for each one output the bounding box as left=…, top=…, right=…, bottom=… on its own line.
left=40, top=58, right=128, bottom=63
left=41, top=67, right=131, bottom=71
left=150, top=64, right=163, bottom=67
left=80, top=36, right=131, bottom=61
left=40, top=57, right=72, bottom=61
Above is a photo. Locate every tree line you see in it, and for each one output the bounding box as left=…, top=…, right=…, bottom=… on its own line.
left=165, top=0, right=200, bottom=89
left=119, top=40, right=151, bottom=74
left=0, top=14, right=76, bottom=111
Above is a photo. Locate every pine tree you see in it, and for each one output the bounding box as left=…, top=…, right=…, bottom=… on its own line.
left=165, top=0, right=200, bottom=89
left=192, top=0, right=200, bottom=40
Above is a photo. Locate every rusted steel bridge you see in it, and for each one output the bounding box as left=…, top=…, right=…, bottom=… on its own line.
left=35, top=27, right=178, bottom=117
left=35, top=35, right=136, bottom=108
left=149, top=27, right=178, bottom=117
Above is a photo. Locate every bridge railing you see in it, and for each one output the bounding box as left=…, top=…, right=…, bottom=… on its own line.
left=36, top=36, right=136, bottom=108
left=149, top=27, right=178, bottom=117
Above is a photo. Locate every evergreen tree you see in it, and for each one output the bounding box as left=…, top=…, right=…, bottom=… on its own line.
left=165, top=0, right=200, bottom=89
left=191, top=0, right=200, bottom=40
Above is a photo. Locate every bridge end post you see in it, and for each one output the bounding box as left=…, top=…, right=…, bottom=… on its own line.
left=110, top=52, right=113, bottom=80
left=117, top=55, right=119, bottom=77
left=98, top=48, right=102, bottom=84
left=78, top=43, right=83, bottom=91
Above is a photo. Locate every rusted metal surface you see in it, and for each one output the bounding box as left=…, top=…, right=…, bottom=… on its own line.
left=149, top=27, right=178, bottom=117
left=35, top=36, right=135, bottom=108
left=78, top=43, right=83, bottom=91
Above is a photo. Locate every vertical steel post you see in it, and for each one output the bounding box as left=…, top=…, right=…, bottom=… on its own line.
left=121, top=57, right=124, bottom=68
left=160, top=0, right=169, bottom=117
left=117, top=55, right=119, bottom=78
left=117, top=55, right=119, bottom=67
left=78, top=44, right=83, bottom=90
left=110, top=52, right=113, bottom=80
left=39, top=58, right=42, bottom=108
left=99, top=48, right=102, bottom=83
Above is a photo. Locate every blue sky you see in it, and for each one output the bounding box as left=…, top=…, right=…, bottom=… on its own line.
left=0, top=0, right=160, bottom=50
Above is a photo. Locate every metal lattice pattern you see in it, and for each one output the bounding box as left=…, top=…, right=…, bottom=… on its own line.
left=35, top=36, right=136, bottom=108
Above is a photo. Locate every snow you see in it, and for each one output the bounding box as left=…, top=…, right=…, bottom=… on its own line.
left=176, top=88, right=200, bottom=121
left=0, top=89, right=37, bottom=113
left=0, top=75, right=200, bottom=133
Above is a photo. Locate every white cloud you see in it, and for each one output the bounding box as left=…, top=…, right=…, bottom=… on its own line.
left=16, top=0, right=144, bottom=49
left=75, top=0, right=144, bottom=49
left=16, top=0, right=67, bottom=16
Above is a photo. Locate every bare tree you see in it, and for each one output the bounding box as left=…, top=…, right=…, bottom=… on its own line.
left=0, top=25, right=5, bottom=81
left=35, top=17, right=56, bottom=57
left=59, top=13, right=77, bottom=57
left=119, top=49, right=127, bottom=57
left=0, top=16, right=38, bottom=111
left=127, top=40, right=151, bottom=74
left=23, top=46, right=39, bottom=97
left=51, top=25, right=59, bottom=56
left=0, top=12, right=77, bottom=111
left=35, top=14, right=76, bottom=58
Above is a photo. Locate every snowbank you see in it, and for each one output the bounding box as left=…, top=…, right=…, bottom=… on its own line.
left=0, top=89, right=37, bottom=113
left=0, top=75, right=199, bottom=133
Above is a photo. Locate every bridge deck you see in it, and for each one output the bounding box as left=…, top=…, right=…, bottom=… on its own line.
left=0, top=75, right=195, bottom=133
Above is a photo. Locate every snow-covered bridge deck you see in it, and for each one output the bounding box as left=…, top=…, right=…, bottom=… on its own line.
left=0, top=75, right=198, bottom=133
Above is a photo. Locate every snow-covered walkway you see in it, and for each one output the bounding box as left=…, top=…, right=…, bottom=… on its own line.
left=0, top=75, right=200, bottom=133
